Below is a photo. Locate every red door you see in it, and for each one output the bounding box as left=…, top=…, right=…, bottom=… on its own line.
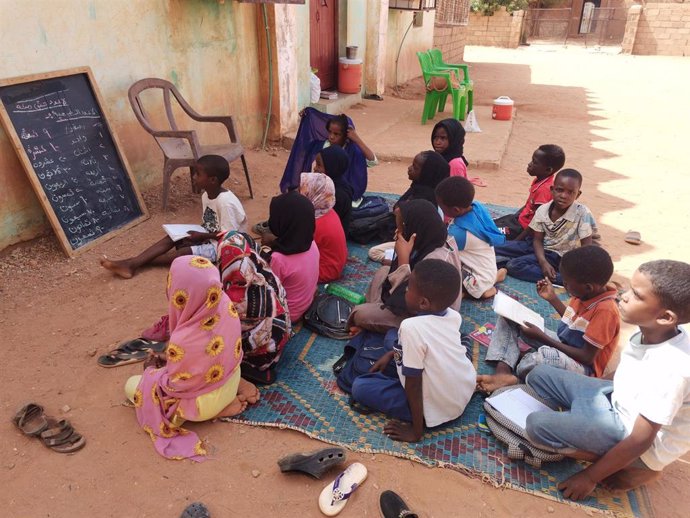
left=310, top=0, right=338, bottom=91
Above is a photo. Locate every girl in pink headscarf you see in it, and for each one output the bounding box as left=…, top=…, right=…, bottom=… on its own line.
left=124, top=255, right=258, bottom=461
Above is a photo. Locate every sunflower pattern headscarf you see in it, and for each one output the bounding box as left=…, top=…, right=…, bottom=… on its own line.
left=134, top=255, right=242, bottom=461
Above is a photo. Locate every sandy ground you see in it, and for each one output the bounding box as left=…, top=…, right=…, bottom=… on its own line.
left=2, top=45, right=690, bottom=518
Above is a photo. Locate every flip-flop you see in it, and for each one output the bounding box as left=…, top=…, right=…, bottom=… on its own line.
left=117, top=338, right=167, bottom=353
left=98, top=348, right=149, bottom=368
left=625, top=230, right=641, bottom=245
left=318, top=462, right=368, bottom=516
left=469, top=176, right=488, bottom=187
left=278, top=447, right=346, bottom=479
left=179, top=502, right=211, bottom=518
left=380, top=490, right=418, bottom=518
left=13, top=403, right=49, bottom=437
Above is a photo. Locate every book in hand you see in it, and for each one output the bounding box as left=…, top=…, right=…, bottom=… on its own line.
left=492, top=291, right=545, bottom=331
left=162, top=224, right=206, bottom=242
left=486, top=388, right=554, bottom=429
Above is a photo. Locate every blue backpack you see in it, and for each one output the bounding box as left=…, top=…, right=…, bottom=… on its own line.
left=351, top=195, right=391, bottom=220
left=334, top=330, right=398, bottom=394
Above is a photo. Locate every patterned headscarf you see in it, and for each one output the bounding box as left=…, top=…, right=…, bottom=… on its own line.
left=134, top=255, right=242, bottom=462
left=299, top=172, right=336, bottom=219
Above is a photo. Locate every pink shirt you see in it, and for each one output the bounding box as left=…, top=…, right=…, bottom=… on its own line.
left=449, top=158, right=468, bottom=179
left=270, top=241, right=320, bottom=322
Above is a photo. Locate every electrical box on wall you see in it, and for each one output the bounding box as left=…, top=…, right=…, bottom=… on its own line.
left=412, top=11, right=424, bottom=27
left=389, top=0, right=436, bottom=11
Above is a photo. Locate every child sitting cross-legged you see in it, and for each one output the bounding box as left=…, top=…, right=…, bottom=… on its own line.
left=477, top=245, right=620, bottom=394
left=524, top=260, right=690, bottom=500
left=435, top=176, right=506, bottom=299
left=493, top=168, right=597, bottom=284
left=351, top=259, right=477, bottom=443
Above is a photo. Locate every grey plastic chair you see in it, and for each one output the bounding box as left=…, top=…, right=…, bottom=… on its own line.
left=128, top=78, right=253, bottom=209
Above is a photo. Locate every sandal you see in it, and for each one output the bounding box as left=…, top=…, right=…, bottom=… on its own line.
left=97, top=348, right=149, bottom=368
left=13, top=403, right=50, bottom=437
left=49, top=432, right=86, bottom=454
left=625, top=230, right=641, bottom=245
left=318, top=462, right=368, bottom=516
left=180, top=502, right=211, bottom=518
left=380, top=490, right=418, bottom=518
left=252, top=220, right=270, bottom=235
left=278, top=447, right=346, bottom=479
left=41, top=419, right=75, bottom=446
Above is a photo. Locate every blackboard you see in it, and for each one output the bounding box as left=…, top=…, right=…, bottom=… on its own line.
left=0, top=67, right=148, bottom=256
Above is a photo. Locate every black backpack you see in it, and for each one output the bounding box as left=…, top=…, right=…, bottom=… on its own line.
left=351, top=195, right=390, bottom=220
left=348, top=212, right=396, bottom=244
left=303, top=293, right=353, bottom=340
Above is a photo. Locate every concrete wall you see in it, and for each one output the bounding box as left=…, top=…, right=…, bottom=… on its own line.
left=631, top=2, right=690, bottom=56
left=386, top=9, right=437, bottom=88
left=433, top=24, right=468, bottom=65
left=467, top=8, right=525, bottom=48
left=0, top=0, right=265, bottom=250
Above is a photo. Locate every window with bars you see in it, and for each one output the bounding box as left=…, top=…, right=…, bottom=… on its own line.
left=435, top=0, right=470, bottom=25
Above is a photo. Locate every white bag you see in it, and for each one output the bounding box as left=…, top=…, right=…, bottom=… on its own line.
left=310, top=72, right=321, bottom=104
left=464, top=109, right=482, bottom=133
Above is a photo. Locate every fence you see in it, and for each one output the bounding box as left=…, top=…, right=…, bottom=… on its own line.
left=524, top=6, right=628, bottom=45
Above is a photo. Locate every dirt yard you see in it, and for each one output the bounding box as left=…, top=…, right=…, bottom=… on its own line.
left=2, top=46, right=689, bottom=518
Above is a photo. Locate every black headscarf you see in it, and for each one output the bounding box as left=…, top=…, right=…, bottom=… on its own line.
left=381, top=199, right=448, bottom=314
left=432, top=118, right=469, bottom=166
left=398, top=150, right=450, bottom=206
left=268, top=190, right=315, bottom=255
left=319, top=145, right=353, bottom=233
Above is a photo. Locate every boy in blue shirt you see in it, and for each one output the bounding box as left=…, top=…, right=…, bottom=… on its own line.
left=435, top=176, right=506, bottom=299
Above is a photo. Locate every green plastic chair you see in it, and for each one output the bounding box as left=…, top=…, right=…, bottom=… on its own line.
left=428, top=48, right=474, bottom=116
left=416, top=51, right=467, bottom=124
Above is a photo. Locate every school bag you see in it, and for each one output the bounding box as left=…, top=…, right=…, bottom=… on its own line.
left=303, top=293, right=353, bottom=340
left=351, top=195, right=390, bottom=220
left=483, top=384, right=565, bottom=468
left=348, top=211, right=396, bottom=244
left=334, top=330, right=398, bottom=394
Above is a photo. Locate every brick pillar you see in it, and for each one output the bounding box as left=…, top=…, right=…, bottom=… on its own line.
left=622, top=4, right=642, bottom=55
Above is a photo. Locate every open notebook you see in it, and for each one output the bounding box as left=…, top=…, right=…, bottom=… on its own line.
left=162, top=224, right=206, bottom=242
left=486, top=388, right=554, bottom=429
left=492, top=291, right=545, bottom=331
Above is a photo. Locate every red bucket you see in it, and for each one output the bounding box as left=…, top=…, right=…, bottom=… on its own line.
left=492, top=96, right=514, bottom=121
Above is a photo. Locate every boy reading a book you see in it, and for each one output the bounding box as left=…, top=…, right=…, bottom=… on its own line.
left=100, top=155, right=247, bottom=278
left=477, top=245, right=619, bottom=393
left=351, top=259, right=476, bottom=442
left=525, top=260, right=690, bottom=500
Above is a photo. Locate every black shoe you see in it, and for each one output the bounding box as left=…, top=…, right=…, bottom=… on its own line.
left=278, top=447, right=346, bottom=479
left=380, top=490, right=418, bottom=518
left=180, top=502, right=210, bottom=518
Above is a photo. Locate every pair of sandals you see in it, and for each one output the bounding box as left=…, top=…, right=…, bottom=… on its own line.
left=97, top=338, right=167, bottom=368
left=278, top=447, right=417, bottom=517
left=13, top=403, right=86, bottom=454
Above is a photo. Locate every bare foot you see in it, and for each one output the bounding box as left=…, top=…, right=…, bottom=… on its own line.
left=480, top=287, right=497, bottom=299
left=602, top=466, right=662, bottom=492
left=215, top=397, right=248, bottom=417
left=100, top=256, right=135, bottom=279
left=476, top=373, right=519, bottom=394
left=238, top=378, right=260, bottom=405
left=496, top=268, right=507, bottom=283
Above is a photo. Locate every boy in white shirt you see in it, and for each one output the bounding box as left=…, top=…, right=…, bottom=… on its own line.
left=100, top=154, right=247, bottom=278
left=525, top=259, right=690, bottom=500
left=351, top=259, right=477, bottom=442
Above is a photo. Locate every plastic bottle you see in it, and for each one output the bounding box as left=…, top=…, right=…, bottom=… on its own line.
left=325, top=284, right=366, bottom=305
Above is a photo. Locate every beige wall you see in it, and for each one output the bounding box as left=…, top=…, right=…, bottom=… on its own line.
left=0, top=0, right=265, bottom=250
left=433, top=24, right=468, bottom=64
left=386, top=9, right=437, bottom=88
left=466, top=8, right=525, bottom=49
left=632, top=2, right=690, bottom=56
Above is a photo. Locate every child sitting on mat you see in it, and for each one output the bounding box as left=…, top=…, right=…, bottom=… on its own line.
left=351, top=259, right=476, bottom=443
left=477, top=245, right=619, bottom=394
left=493, top=144, right=565, bottom=241
left=100, top=155, right=247, bottom=278
left=435, top=176, right=506, bottom=299
left=524, top=260, right=690, bottom=500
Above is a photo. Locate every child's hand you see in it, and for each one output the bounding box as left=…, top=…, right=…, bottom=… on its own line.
left=384, top=420, right=422, bottom=443
left=521, top=322, right=547, bottom=343
left=536, top=278, right=556, bottom=300
left=144, top=351, right=166, bottom=370
left=346, top=127, right=360, bottom=143
left=540, top=261, right=558, bottom=282
left=369, top=351, right=395, bottom=373
left=394, top=233, right=416, bottom=265
left=558, top=471, right=597, bottom=501
left=186, top=231, right=207, bottom=244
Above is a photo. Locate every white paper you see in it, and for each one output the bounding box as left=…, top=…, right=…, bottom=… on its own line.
left=486, top=388, right=554, bottom=429
left=162, top=224, right=206, bottom=242
left=492, top=291, right=545, bottom=331
left=384, top=248, right=395, bottom=261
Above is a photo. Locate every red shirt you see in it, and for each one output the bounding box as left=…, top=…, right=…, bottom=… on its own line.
left=315, top=209, right=348, bottom=283
left=517, top=175, right=554, bottom=229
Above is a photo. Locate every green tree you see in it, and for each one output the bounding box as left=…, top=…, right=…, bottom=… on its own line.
left=470, top=0, right=529, bottom=16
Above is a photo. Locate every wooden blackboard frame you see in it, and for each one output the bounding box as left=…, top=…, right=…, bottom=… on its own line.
left=0, top=66, right=149, bottom=257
